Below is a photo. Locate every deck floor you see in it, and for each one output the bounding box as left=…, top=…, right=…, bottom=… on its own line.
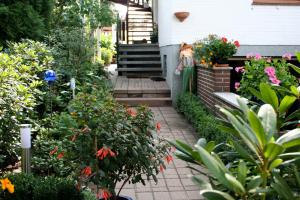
left=114, top=76, right=170, bottom=94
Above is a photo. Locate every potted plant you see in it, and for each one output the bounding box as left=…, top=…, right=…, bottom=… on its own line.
left=194, top=34, right=240, bottom=67
left=150, top=23, right=158, bottom=44
left=54, top=91, right=171, bottom=200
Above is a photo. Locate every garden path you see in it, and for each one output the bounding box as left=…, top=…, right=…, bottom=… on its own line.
left=116, top=107, right=204, bottom=200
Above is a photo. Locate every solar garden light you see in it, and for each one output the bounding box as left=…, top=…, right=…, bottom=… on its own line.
left=70, top=78, right=76, bottom=99
left=20, top=124, right=31, bottom=173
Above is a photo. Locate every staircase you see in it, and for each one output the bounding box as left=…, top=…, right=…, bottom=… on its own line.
left=117, top=43, right=162, bottom=77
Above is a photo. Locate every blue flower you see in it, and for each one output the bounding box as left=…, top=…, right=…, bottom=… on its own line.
left=44, top=70, right=57, bottom=84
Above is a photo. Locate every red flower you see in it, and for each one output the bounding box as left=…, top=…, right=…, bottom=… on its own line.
left=222, top=37, right=228, bottom=43
left=49, top=146, right=58, bottom=155
left=160, top=164, right=165, bottom=172
left=57, top=152, right=64, bottom=159
left=127, top=108, right=137, bottom=117
left=156, top=122, right=161, bottom=132
left=70, top=134, right=78, bottom=142
left=81, top=166, right=92, bottom=176
left=96, top=147, right=116, bottom=160
left=234, top=40, right=240, bottom=47
left=97, top=189, right=111, bottom=200
left=165, top=155, right=173, bottom=164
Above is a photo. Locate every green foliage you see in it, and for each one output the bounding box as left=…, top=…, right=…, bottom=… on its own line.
left=51, top=0, right=116, bottom=31
left=176, top=93, right=228, bottom=144
left=194, top=34, right=239, bottom=66
left=0, top=173, right=84, bottom=200
left=249, top=83, right=300, bottom=131
left=238, top=57, right=298, bottom=99
left=0, top=40, right=53, bottom=170
left=101, top=47, right=113, bottom=65
left=0, top=1, right=53, bottom=46
left=172, top=97, right=300, bottom=200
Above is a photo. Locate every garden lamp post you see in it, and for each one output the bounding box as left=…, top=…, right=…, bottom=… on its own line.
left=20, top=124, right=31, bottom=173
left=70, top=78, right=76, bottom=99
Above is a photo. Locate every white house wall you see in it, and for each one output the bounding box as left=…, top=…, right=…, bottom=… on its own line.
left=158, top=0, right=300, bottom=47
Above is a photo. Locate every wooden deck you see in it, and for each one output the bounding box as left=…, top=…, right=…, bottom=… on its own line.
left=113, top=77, right=172, bottom=106
left=114, top=76, right=170, bottom=95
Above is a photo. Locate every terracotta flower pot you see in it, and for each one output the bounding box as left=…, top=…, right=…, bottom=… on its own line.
left=174, top=12, right=190, bottom=22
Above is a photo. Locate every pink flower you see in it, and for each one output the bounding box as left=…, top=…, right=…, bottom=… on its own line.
left=264, top=67, right=276, bottom=77
left=270, top=77, right=281, bottom=85
left=255, top=53, right=262, bottom=60
left=235, top=66, right=245, bottom=73
left=246, top=53, right=254, bottom=59
left=264, top=66, right=281, bottom=86
left=282, top=53, right=293, bottom=60
left=235, top=82, right=240, bottom=90
left=266, top=57, right=272, bottom=63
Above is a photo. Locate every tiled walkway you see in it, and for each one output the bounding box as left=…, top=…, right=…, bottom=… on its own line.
left=117, top=107, right=203, bottom=200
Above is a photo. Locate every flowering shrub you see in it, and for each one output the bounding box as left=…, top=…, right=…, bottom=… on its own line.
left=0, top=178, right=14, bottom=194
left=50, top=90, right=171, bottom=199
left=237, top=54, right=298, bottom=99
left=194, top=34, right=239, bottom=66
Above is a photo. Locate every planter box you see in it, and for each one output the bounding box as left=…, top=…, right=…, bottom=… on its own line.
left=196, top=64, right=232, bottom=112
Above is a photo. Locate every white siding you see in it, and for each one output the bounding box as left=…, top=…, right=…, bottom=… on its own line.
left=158, top=0, right=300, bottom=46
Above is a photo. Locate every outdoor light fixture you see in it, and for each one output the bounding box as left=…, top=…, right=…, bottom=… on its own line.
left=20, top=124, right=31, bottom=173
left=70, top=78, right=76, bottom=99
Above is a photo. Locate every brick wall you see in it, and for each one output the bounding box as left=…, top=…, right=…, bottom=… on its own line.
left=197, top=65, right=232, bottom=112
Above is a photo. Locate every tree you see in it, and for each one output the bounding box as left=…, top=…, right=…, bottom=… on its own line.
left=0, top=0, right=54, bottom=46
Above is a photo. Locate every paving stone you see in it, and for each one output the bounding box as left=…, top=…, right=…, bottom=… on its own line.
left=186, top=190, right=202, bottom=200
left=165, top=179, right=182, bottom=187
left=136, top=192, right=154, bottom=200
left=170, top=191, right=189, bottom=200
left=154, top=191, right=172, bottom=200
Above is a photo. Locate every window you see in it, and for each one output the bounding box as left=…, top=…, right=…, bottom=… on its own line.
left=253, top=0, right=300, bottom=5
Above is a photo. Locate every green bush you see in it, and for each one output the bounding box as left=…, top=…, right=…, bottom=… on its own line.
left=0, top=40, right=53, bottom=170
left=101, top=47, right=113, bottom=66
left=176, top=93, right=228, bottom=144
left=0, top=173, right=84, bottom=200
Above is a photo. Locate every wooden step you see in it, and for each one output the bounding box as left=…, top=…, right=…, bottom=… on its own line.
left=116, top=67, right=162, bottom=72
left=119, top=61, right=161, bottom=65
left=119, top=44, right=158, bottom=47
left=119, top=54, right=160, bottom=59
left=119, top=48, right=159, bottom=52
left=116, top=97, right=172, bottom=107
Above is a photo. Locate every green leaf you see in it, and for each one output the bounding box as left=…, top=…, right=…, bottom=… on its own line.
left=225, top=173, right=246, bottom=194
left=276, top=129, right=300, bottom=148
left=197, top=138, right=207, bottom=148
left=272, top=172, right=294, bottom=200
left=220, top=108, right=259, bottom=156
left=249, top=87, right=262, bottom=100
left=237, top=161, right=247, bottom=186
left=170, top=140, right=194, bottom=156
left=195, top=145, right=228, bottom=187
left=257, top=104, right=277, bottom=142
left=290, top=86, right=299, bottom=97
left=288, top=63, right=300, bottom=74
left=174, top=151, right=197, bottom=164
left=279, top=96, right=297, bottom=115
left=236, top=97, right=249, bottom=116
left=231, top=140, right=256, bottom=164
left=285, top=109, right=300, bottom=121
left=200, top=190, right=235, bottom=200
left=260, top=83, right=279, bottom=109
left=247, top=176, right=263, bottom=191
left=205, top=141, right=216, bottom=153
left=248, top=109, right=266, bottom=147
left=269, top=159, right=283, bottom=171
left=263, top=143, right=284, bottom=161
left=191, top=175, right=212, bottom=190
